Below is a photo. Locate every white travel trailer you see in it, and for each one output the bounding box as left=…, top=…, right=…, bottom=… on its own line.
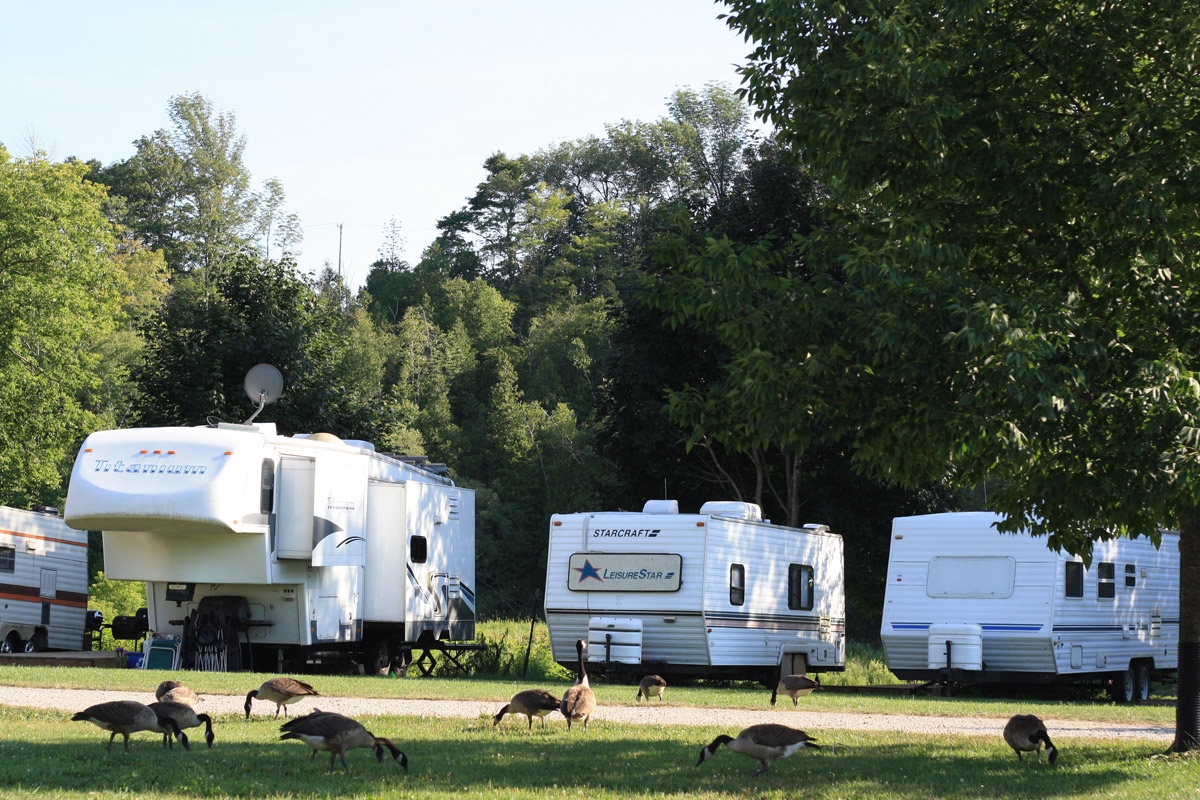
left=880, top=512, right=1179, bottom=701
left=64, top=397, right=475, bottom=673
left=544, top=499, right=846, bottom=685
left=0, top=506, right=89, bottom=653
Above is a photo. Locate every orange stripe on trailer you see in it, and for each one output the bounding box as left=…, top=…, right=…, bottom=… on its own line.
left=0, top=592, right=87, bottom=609
left=0, top=530, right=87, bottom=548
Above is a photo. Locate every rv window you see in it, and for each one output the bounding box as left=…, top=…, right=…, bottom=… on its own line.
left=0, top=546, right=13, bottom=573
left=729, top=563, right=745, bottom=606
left=926, top=557, right=1014, bottom=599
left=260, top=459, right=275, bottom=514
left=1098, top=562, right=1115, bottom=599
left=788, top=564, right=814, bottom=610
left=1065, top=561, right=1084, bottom=598
left=1126, top=564, right=1136, bottom=588
left=410, top=535, right=428, bottom=564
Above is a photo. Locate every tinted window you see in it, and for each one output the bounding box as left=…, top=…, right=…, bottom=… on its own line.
left=1125, top=564, right=1136, bottom=588
left=788, top=564, right=813, bottom=610
left=1098, top=562, right=1115, bottom=599
left=410, top=535, right=427, bottom=564
left=729, top=563, right=745, bottom=606
left=1065, top=561, right=1083, bottom=598
left=0, top=546, right=13, bottom=573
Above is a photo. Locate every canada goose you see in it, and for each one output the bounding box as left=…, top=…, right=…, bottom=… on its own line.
left=72, top=700, right=190, bottom=752
left=156, top=683, right=200, bottom=708
left=696, top=723, right=820, bottom=776
left=149, top=700, right=216, bottom=749
left=244, top=677, right=319, bottom=719
left=1004, top=714, right=1058, bottom=764
left=636, top=675, right=667, bottom=703
left=559, top=638, right=596, bottom=731
left=279, top=710, right=408, bottom=773
left=770, top=674, right=820, bottom=706
left=154, top=680, right=184, bottom=700
left=493, top=689, right=561, bottom=730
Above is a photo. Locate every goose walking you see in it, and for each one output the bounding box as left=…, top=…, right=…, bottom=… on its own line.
left=770, top=674, right=820, bottom=706
left=696, top=723, right=819, bottom=776
left=493, top=689, right=561, bottom=730
left=149, top=700, right=216, bottom=749
left=72, top=700, right=190, bottom=752
left=559, top=638, right=596, bottom=731
left=244, top=677, right=319, bottom=719
left=636, top=675, right=667, bottom=703
left=280, top=710, right=408, bottom=773
left=1004, top=714, right=1058, bottom=764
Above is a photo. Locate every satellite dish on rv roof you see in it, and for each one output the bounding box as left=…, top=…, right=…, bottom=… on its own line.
left=243, top=364, right=283, bottom=424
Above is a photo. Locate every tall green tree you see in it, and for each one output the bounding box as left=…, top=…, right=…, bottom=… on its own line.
left=719, top=0, right=1200, bottom=749
left=97, top=93, right=279, bottom=274
left=133, top=254, right=389, bottom=441
left=0, top=148, right=130, bottom=506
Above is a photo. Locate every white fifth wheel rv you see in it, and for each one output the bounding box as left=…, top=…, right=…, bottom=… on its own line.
left=0, top=506, right=89, bottom=653
left=64, top=368, right=474, bottom=674
left=880, top=512, right=1179, bottom=701
left=544, top=499, right=845, bottom=685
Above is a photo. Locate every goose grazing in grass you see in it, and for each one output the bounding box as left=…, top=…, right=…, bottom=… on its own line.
left=559, top=638, right=596, bottom=731
left=493, top=689, right=561, bottom=730
left=149, top=700, right=216, bottom=749
left=155, top=681, right=200, bottom=708
left=1004, top=714, right=1058, bottom=764
left=244, top=676, right=319, bottom=719
left=636, top=675, right=667, bottom=703
left=696, top=723, right=819, bottom=776
left=280, top=710, right=408, bottom=773
left=769, top=674, right=820, bottom=706
left=72, top=700, right=190, bottom=752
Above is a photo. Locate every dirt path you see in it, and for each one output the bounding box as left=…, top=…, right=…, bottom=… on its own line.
left=0, top=685, right=1174, bottom=742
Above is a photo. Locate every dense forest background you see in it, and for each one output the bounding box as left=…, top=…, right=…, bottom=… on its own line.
left=0, top=87, right=956, bottom=640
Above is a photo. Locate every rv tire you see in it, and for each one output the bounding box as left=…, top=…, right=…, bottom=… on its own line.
left=0, top=635, right=17, bottom=654
left=21, top=638, right=38, bottom=653
left=363, top=638, right=390, bottom=676
left=1109, top=667, right=1136, bottom=703
left=1134, top=663, right=1152, bottom=702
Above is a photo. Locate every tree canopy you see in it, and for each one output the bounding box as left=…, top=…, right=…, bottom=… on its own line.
left=718, top=0, right=1200, bottom=750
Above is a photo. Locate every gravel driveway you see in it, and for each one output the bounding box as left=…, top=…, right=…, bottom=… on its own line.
left=0, top=685, right=1173, bottom=742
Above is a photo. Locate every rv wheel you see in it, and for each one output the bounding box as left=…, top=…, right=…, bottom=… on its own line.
left=1109, top=667, right=1136, bottom=703
left=0, top=635, right=18, bottom=654
left=22, top=638, right=38, bottom=653
left=363, top=638, right=390, bottom=676
left=1134, top=664, right=1152, bottom=702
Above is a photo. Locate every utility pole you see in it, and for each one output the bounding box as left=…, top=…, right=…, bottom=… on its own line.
left=337, top=223, right=343, bottom=277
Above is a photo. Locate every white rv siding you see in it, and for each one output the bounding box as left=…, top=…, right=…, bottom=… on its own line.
left=0, top=507, right=89, bottom=651
left=66, top=422, right=475, bottom=663
left=881, top=512, right=1178, bottom=681
left=545, top=513, right=711, bottom=666
left=546, top=504, right=845, bottom=679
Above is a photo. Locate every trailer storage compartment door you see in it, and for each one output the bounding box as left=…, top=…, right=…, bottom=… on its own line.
left=588, top=617, right=642, bottom=664
left=928, top=623, right=983, bottom=670
left=276, top=457, right=315, bottom=559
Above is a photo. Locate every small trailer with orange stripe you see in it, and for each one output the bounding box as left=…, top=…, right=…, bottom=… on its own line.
left=0, top=506, right=88, bottom=653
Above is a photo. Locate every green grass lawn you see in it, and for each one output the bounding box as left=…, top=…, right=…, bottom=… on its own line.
left=2, top=706, right=1196, bottom=800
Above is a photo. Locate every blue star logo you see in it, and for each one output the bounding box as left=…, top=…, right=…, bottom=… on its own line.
left=573, top=559, right=603, bottom=583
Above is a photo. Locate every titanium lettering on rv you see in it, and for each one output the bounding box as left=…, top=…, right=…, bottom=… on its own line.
left=91, top=459, right=207, bottom=475
left=590, top=528, right=660, bottom=538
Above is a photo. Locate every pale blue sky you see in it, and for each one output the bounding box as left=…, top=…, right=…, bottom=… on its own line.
left=2, top=1, right=753, bottom=289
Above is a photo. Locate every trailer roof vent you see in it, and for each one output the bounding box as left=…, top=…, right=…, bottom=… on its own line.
left=642, top=499, right=679, bottom=514
left=699, top=501, right=762, bottom=521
